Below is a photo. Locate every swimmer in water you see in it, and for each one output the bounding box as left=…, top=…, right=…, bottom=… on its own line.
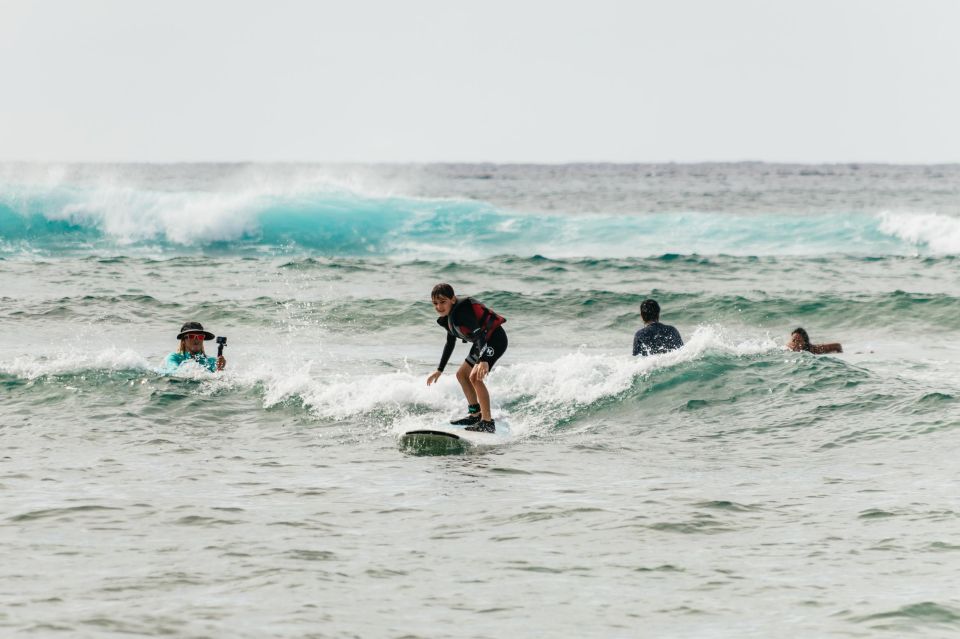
left=787, top=327, right=842, bottom=354
left=632, top=299, right=683, bottom=356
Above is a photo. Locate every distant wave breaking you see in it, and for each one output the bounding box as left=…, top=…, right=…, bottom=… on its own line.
left=0, top=174, right=957, bottom=257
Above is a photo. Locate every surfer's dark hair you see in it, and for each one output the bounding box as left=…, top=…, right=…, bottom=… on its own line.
left=792, top=327, right=812, bottom=351
left=431, top=283, right=455, bottom=300
left=640, top=299, right=660, bottom=322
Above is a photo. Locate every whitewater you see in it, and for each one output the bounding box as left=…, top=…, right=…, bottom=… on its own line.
left=2, top=163, right=960, bottom=637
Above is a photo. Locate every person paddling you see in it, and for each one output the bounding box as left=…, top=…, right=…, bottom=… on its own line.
left=164, top=321, right=226, bottom=373
left=787, top=327, right=842, bottom=354
left=426, top=283, right=508, bottom=433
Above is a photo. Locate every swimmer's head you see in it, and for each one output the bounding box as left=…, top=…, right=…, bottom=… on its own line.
left=640, top=299, right=660, bottom=323
left=789, top=327, right=811, bottom=352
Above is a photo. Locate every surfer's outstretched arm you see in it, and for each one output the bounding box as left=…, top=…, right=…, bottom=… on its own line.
left=427, top=333, right=457, bottom=385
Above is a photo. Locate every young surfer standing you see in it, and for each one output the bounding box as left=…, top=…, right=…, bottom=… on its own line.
left=426, top=283, right=508, bottom=433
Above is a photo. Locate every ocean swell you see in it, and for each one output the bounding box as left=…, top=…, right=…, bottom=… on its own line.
left=0, top=178, right=955, bottom=257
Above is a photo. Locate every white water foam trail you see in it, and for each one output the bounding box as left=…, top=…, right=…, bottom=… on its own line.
left=223, top=359, right=455, bottom=419
left=499, top=325, right=777, bottom=407
left=878, top=211, right=960, bottom=254
left=0, top=348, right=153, bottom=379
left=484, top=326, right=779, bottom=436
left=219, top=326, right=780, bottom=438
left=1, top=327, right=780, bottom=439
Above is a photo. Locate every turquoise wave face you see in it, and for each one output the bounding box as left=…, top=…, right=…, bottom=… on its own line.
left=0, top=182, right=951, bottom=257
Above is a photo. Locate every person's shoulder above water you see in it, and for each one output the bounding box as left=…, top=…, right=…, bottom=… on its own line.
left=787, top=327, right=842, bottom=355
left=164, top=352, right=185, bottom=370
left=632, top=299, right=683, bottom=356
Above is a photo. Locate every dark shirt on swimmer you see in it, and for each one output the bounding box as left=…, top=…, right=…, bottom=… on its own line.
left=633, top=322, right=683, bottom=356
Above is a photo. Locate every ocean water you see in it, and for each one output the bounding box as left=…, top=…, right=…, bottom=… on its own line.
left=2, top=163, right=960, bottom=637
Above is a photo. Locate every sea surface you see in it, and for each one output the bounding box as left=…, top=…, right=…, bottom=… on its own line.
left=2, top=163, right=960, bottom=637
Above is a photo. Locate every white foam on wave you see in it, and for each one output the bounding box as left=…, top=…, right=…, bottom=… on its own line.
left=1, top=163, right=927, bottom=258
left=57, top=188, right=261, bottom=246
left=878, top=211, right=960, bottom=254
left=2, top=327, right=779, bottom=438
left=213, top=325, right=779, bottom=436
left=0, top=348, right=153, bottom=379
left=496, top=325, right=777, bottom=409
left=223, top=359, right=456, bottom=419
left=0, top=164, right=413, bottom=246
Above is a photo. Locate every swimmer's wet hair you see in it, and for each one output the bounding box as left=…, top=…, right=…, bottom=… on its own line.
left=640, top=299, right=660, bottom=322
left=431, top=283, right=455, bottom=300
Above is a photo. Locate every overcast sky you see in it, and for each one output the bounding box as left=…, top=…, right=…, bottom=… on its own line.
left=1, top=0, right=958, bottom=163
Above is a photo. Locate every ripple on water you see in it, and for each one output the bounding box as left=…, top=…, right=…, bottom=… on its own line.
left=505, top=507, right=606, bottom=524
left=24, top=624, right=75, bottom=633
left=80, top=616, right=184, bottom=634
left=286, top=549, right=337, bottom=562
left=173, top=515, right=243, bottom=526
left=858, top=508, right=898, bottom=520
left=634, top=564, right=685, bottom=573
left=365, top=568, right=409, bottom=578
left=851, top=602, right=960, bottom=629
left=692, top=500, right=756, bottom=512
left=9, top=505, right=122, bottom=522
left=505, top=562, right=565, bottom=574
left=647, top=517, right=733, bottom=535
left=913, top=392, right=956, bottom=411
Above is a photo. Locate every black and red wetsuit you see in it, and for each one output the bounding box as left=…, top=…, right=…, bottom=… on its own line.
left=436, top=297, right=508, bottom=373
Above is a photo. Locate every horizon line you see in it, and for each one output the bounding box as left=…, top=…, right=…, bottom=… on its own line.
left=2, top=159, right=960, bottom=167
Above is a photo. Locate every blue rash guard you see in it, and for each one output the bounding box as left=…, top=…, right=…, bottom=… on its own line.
left=164, top=352, right=217, bottom=373
left=632, top=322, right=683, bottom=356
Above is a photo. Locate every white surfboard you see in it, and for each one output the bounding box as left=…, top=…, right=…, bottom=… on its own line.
left=399, top=418, right=511, bottom=454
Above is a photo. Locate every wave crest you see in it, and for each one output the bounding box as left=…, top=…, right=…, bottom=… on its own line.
left=878, top=211, right=960, bottom=254
left=0, top=326, right=779, bottom=436
left=1, top=171, right=954, bottom=257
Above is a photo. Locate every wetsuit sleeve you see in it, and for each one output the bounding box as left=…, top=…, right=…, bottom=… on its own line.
left=437, top=332, right=456, bottom=372
left=632, top=331, right=643, bottom=356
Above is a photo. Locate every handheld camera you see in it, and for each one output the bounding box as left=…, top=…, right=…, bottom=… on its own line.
left=216, top=336, right=227, bottom=357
